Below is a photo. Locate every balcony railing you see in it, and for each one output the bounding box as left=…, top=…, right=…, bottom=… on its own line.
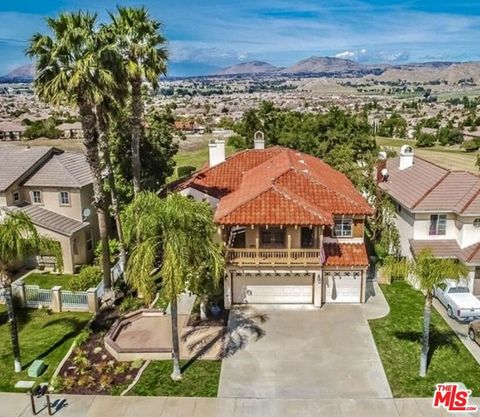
left=226, top=248, right=322, bottom=266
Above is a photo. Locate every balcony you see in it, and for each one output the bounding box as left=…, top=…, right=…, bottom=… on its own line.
left=226, top=248, right=323, bottom=266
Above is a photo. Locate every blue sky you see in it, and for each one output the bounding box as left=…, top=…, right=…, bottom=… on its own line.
left=1, top=0, right=480, bottom=76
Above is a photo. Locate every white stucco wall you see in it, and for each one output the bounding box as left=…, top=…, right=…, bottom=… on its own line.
left=179, top=187, right=219, bottom=208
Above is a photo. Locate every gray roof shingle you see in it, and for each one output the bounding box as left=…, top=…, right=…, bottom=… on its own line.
left=0, top=145, right=54, bottom=191
left=3, top=204, right=89, bottom=236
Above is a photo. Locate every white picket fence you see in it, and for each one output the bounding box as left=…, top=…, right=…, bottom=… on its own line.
left=24, top=285, right=53, bottom=308
left=61, top=290, right=89, bottom=310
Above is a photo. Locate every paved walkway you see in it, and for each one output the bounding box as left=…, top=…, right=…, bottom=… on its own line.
left=433, top=298, right=480, bottom=364
left=1, top=393, right=479, bottom=417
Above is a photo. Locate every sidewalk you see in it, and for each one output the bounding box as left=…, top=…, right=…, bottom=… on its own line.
left=1, top=393, right=479, bottom=417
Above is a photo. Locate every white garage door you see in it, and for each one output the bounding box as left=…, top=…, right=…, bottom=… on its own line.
left=324, top=271, right=362, bottom=303
left=232, top=274, right=313, bottom=304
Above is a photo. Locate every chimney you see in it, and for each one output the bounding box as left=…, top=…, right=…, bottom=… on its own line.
left=254, top=131, right=265, bottom=150
left=209, top=139, right=225, bottom=167
left=399, top=144, right=414, bottom=170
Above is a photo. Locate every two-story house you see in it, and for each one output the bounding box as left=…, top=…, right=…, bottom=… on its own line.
left=0, top=144, right=99, bottom=273
left=178, top=135, right=373, bottom=308
left=378, top=145, right=480, bottom=296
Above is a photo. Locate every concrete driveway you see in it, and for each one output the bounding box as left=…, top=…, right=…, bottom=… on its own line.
left=218, top=304, right=392, bottom=399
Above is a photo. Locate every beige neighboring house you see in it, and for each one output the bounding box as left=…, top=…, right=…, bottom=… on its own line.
left=378, top=145, right=480, bottom=296
left=0, top=145, right=98, bottom=273
left=56, top=122, right=83, bottom=139
left=0, top=121, right=26, bottom=141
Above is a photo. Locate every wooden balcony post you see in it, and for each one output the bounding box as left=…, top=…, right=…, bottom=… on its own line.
left=287, top=234, right=291, bottom=265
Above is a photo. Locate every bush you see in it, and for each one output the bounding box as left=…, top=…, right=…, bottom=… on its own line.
left=94, top=239, right=120, bottom=264
left=177, top=165, right=196, bottom=178
left=228, top=134, right=247, bottom=149
left=462, top=140, right=480, bottom=152
left=416, top=132, right=436, bottom=147
left=67, top=266, right=102, bottom=291
left=119, top=296, right=146, bottom=313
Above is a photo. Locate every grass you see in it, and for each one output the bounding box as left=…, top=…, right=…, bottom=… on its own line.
left=131, top=360, right=222, bottom=397
left=21, top=272, right=76, bottom=289
left=369, top=281, right=480, bottom=397
left=0, top=304, right=90, bottom=391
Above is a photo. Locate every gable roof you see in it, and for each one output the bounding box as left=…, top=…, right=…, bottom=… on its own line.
left=180, top=146, right=372, bottom=226
left=0, top=145, right=56, bottom=192
left=379, top=155, right=480, bottom=215
left=24, top=152, right=92, bottom=188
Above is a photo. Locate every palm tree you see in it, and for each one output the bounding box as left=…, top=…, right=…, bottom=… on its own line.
left=107, top=6, right=168, bottom=195
left=0, top=212, right=62, bottom=372
left=123, top=192, right=223, bottom=380
left=412, top=249, right=468, bottom=377
left=27, top=12, right=115, bottom=293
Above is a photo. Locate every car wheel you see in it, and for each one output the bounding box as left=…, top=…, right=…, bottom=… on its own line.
left=447, top=306, right=454, bottom=318
left=469, top=329, right=476, bottom=342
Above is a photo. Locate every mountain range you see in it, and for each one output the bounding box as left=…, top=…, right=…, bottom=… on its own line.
left=2, top=56, right=480, bottom=82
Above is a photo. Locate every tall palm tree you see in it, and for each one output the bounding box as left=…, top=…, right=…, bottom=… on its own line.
left=107, top=6, right=168, bottom=195
left=0, top=212, right=62, bottom=372
left=123, top=192, right=223, bottom=380
left=27, top=12, right=115, bottom=293
left=413, top=249, right=468, bottom=377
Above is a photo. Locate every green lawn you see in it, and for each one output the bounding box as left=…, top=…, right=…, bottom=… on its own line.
left=131, top=360, right=221, bottom=397
left=21, top=272, right=76, bottom=289
left=369, top=282, right=480, bottom=397
left=0, top=305, right=90, bottom=391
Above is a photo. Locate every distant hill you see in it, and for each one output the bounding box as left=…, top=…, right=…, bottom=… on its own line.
left=215, top=61, right=279, bottom=75
left=0, top=64, right=35, bottom=83
left=282, top=56, right=364, bottom=74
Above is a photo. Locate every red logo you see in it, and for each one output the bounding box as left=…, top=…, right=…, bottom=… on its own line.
left=433, top=383, right=478, bottom=413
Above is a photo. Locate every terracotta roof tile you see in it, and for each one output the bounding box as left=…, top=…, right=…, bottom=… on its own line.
left=323, top=243, right=369, bottom=266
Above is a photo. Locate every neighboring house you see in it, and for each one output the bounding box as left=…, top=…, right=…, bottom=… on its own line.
left=178, top=137, right=373, bottom=308
left=174, top=120, right=205, bottom=134
left=378, top=145, right=480, bottom=296
left=463, top=130, right=480, bottom=142
left=0, top=121, right=26, bottom=141
left=56, top=122, right=83, bottom=139
left=0, top=145, right=98, bottom=273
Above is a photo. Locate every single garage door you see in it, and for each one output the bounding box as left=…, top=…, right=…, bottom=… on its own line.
left=232, top=273, right=313, bottom=304
left=324, top=270, right=362, bottom=303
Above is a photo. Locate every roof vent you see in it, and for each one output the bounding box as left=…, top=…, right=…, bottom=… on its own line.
left=399, top=144, right=414, bottom=170
left=381, top=168, right=389, bottom=182
left=254, top=131, right=265, bottom=150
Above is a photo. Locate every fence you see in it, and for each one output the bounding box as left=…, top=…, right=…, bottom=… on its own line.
left=24, top=285, right=53, bottom=308
left=61, top=290, right=89, bottom=311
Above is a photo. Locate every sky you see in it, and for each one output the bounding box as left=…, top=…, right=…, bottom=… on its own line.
left=1, top=0, right=480, bottom=77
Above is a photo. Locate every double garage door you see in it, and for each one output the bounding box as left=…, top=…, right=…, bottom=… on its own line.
left=232, top=271, right=362, bottom=304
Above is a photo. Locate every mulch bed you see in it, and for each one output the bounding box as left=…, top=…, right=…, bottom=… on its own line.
left=54, top=306, right=143, bottom=395
left=187, top=309, right=229, bottom=327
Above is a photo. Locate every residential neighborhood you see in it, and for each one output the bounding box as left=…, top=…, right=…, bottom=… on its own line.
left=0, top=2, right=480, bottom=417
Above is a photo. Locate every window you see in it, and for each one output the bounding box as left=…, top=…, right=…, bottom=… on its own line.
left=31, top=190, right=42, bottom=204
left=429, top=214, right=447, bottom=236
left=301, top=227, right=315, bottom=248
left=333, top=218, right=353, bottom=237
left=260, top=227, right=285, bottom=247
left=86, top=229, right=93, bottom=251
left=12, top=191, right=20, bottom=202
left=59, top=191, right=70, bottom=206
left=474, top=218, right=480, bottom=228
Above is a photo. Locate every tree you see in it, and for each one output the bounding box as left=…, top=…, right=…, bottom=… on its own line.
left=107, top=6, right=168, bottom=195
left=122, top=192, right=223, bottom=380
left=412, top=249, right=468, bottom=377
left=0, top=212, right=62, bottom=372
left=27, top=11, right=114, bottom=293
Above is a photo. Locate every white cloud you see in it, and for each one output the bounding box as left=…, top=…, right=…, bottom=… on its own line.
left=335, top=48, right=410, bottom=63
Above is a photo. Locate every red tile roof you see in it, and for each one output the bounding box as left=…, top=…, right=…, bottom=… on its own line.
left=180, top=146, right=372, bottom=226
left=323, top=243, right=369, bottom=266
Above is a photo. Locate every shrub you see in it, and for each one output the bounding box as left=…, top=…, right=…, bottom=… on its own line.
left=94, top=239, right=120, bottom=264
left=119, top=296, right=146, bottom=313
left=67, top=266, right=102, bottom=291
left=177, top=165, right=196, bottom=178
left=462, top=140, right=480, bottom=152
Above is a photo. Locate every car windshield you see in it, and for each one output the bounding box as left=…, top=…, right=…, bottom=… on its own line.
left=449, top=287, right=469, bottom=294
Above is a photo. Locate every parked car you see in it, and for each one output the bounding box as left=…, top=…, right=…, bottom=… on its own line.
left=435, top=280, right=480, bottom=321
left=469, top=320, right=480, bottom=345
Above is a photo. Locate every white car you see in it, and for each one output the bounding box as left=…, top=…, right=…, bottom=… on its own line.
left=435, top=280, right=480, bottom=322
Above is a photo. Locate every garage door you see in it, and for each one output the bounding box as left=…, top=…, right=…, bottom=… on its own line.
left=324, top=271, right=362, bottom=303
left=232, top=274, right=313, bottom=304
